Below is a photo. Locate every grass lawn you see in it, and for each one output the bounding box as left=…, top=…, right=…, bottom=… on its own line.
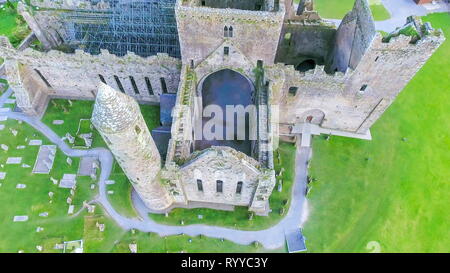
left=300, top=0, right=391, bottom=21
left=0, top=2, right=30, bottom=49
left=303, top=13, right=450, bottom=253
left=149, top=142, right=297, bottom=230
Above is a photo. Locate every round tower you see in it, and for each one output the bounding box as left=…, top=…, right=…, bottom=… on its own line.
left=91, top=83, right=173, bottom=211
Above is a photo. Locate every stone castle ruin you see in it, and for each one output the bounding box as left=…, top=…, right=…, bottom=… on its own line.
left=0, top=0, right=444, bottom=214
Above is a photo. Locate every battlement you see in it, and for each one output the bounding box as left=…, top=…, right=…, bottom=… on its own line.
left=176, top=0, right=284, bottom=23
left=180, top=0, right=278, bottom=12
left=30, top=0, right=111, bottom=10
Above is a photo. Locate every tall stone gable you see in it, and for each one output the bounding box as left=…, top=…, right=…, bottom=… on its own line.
left=175, top=0, right=285, bottom=66
left=329, top=0, right=376, bottom=72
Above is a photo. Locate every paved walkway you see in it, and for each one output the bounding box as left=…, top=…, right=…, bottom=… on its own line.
left=324, top=0, right=449, bottom=32
left=0, top=88, right=311, bottom=249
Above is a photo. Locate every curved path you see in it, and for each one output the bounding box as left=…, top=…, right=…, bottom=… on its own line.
left=324, top=0, right=449, bottom=32
left=0, top=89, right=310, bottom=249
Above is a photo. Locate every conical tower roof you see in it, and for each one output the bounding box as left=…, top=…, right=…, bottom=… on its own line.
left=91, top=83, right=140, bottom=133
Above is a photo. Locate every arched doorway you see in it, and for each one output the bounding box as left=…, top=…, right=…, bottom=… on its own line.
left=296, top=59, right=316, bottom=72
left=195, top=69, right=254, bottom=155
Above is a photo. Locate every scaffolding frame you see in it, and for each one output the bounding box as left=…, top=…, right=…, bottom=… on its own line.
left=62, top=0, right=180, bottom=58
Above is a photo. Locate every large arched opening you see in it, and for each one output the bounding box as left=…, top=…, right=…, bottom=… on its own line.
left=194, top=69, right=255, bottom=155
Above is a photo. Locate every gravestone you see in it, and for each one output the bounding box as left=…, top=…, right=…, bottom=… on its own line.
left=16, top=184, right=26, bottom=189
left=68, top=205, right=74, bottom=214
left=0, top=172, right=5, bottom=180
left=1, top=144, right=8, bottom=151
left=39, top=212, right=49, bottom=217
left=52, top=120, right=64, bottom=125
left=13, top=216, right=28, bottom=222
left=6, top=157, right=22, bottom=164
left=129, top=244, right=137, bottom=253
left=28, top=139, right=42, bottom=146
left=66, top=157, right=72, bottom=165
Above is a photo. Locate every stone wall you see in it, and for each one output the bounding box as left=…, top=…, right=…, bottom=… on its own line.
left=18, top=2, right=65, bottom=49
left=176, top=0, right=285, bottom=66
left=328, top=0, right=376, bottom=72
left=30, top=0, right=111, bottom=10
left=276, top=21, right=336, bottom=66
left=268, top=17, right=445, bottom=134
left=0, top=40, right=182, bottom=111
left=178, top=146, right=261, bottom=207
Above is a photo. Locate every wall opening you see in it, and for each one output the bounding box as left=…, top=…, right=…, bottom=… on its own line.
left=135, top=125, right=141, bottom=134
left=145, top=77, right=154, bottom=95
left=236, top=181, right=243, bottom=194
left=216, top=180, right=223, bottom=193
left=288, top=87, right=298, bottom=96
left=34, top=69, right=52, bottom=88
left=98, top=74, right=107, bottom=84
left=160, top=77, right=168, bottom=94
left=224, top=46, right=229, bottom=56
left=129, top=76, right=140, bottom=95
left=295, top=59, right=316, bottom=72
left=360, top=84, right=368, bottom=92
left=114, top=75, right=125, bottom=93
left=197, top=179, right=203, bottom=192
left=229, top=26, right=233, bottom=37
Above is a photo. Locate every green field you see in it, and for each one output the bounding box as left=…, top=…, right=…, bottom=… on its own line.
left=303, top=13, right=450, bottom=253
left=296, top=0, right=391, bottom=21
left=0, top=2, right=30, bottom=48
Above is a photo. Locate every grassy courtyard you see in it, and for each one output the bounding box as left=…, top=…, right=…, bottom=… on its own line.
left=294, top=0, right=391, bottom=21
left=303, top=13, right=450, bottom=253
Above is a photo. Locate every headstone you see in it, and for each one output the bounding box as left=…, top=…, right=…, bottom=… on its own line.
left=16, top=184, right=26, bottom=189
left=105, top=180, right=115, bottom=185
left=10, top=128, right=18, bottom=136
left=39, top=212, right=49, bottom=217
left=0, top=124, right=4, bottom=131
left=96, top=222, right=105, bottom=232
left=1, top=144, right=8, bottom=151
left=13, top=216, right=28, bottom=222
left=0, top=172, right=5, bottom=180
left=198, top=215, right=203, bottom=219
left=36, top=227, right=44, bottom=232
left=68, top=205, right=75, bottom=214
left=277, top=180, right=283, bottom=192
left=87, top=205, right=95, bottom=214
left=36, top=245, right=43, bottom=252
left=6, top=157, right=22, bottom=164
left=28, top=139, right=42, bottom=146
left=66, top=157, right=72, bottom=165
left=48, top=192, right=54, bottom=198
left=107, top=190, right=114, bottom=195
left=16, top=145, right=25, bottom=149
left=50, top=177, right=58, bottom=185
left=90, top=184, right=96, bottom=190
left=65, top=133, right=75, bottom=144
left=66, top=197, right=72, bottom=204
left=129, top=244, right=137, bottom=253
left=21, top=163, right=31, bottom=168
left=52, top=120, right=64, bottom=125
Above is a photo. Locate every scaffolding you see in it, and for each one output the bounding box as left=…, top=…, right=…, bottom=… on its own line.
left=62, top=0, right=180, bottom=58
